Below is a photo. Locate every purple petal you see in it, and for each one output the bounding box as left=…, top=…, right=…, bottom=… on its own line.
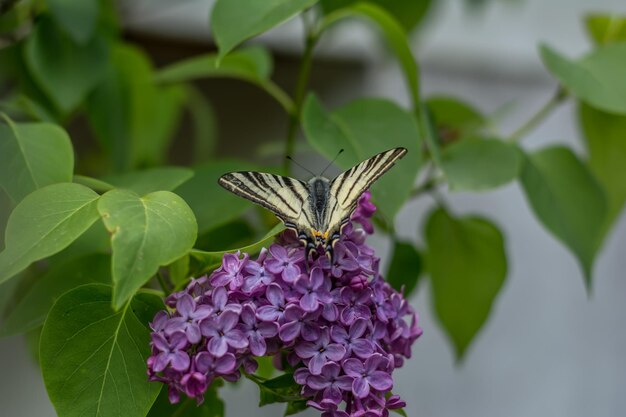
left=324, top=385, right=343, bottom=405
left=307, top=375, right=331, bottom=390
left=351, top=339, right=375, bottom=359
left=324, top=344, right=346, bottom=361
left=364, top=353, right=386, bottom=373
left=191, top=305, right=213, bottom=320
left=278, top=321, right=301, bottom=342
left=219, top=310, right=239, bottom=332
left=308, top=353, right=327, bottom=375
left=294, top=341, right=318, bottom=358
left=257, top=321, right=279, bottom=338
left=300, top=292, right=319, bottom=312
left=257, top=305, right=280, bottom=322
left=214, top=353, right=236, bottom=374
left=210, top=271, right=232, bottom=287
left=330, top=325, right=348, bottom=344
left=283, top=304, right=303, bottom=321
left=240, top=305, right=256, bottom=326
left=194, top=351, right=213, bottom=374
left=248, top=333, right=267, bottom=356
left=264, top=259, right=283, bottom=275
left=367, top=371, right=393, bottom=391
left=199, top=319, right=219, bottom=338
left=335, top=375, right=354, bottom=391
left=186, top=324, right=202, bottom=344
left=322, top=303, right=338, bottom=321
left=294, top=367, right=311, bottom=385
left=176, top=294, right=195, bottom=318
left=342, top=358, right=364, bottom=377
left=301, top=322, right=321, bottom=342
left=350, top=319, right=368, bottom=338
left=212, top=286, right=228, bottom=310
left=320, top=362, right=340, bottom=379
left=352, top=376, right=370, bottom=398
left=153, top=352, right=169, bottom=372
left=208, top=336, right=228, bottom=357
left=266, top=284, right=284, bottom=307
left=169, top=351, right=190, bottom=371
left=269, top=244, right=287, bottom=261
left=310, top=267, right=324, bottom=289
left=282, top=264, right=301, bottom=283
left=225, top=329, right=248, bottom=349
left=169, top=332, right=189, bottom=350
left=151, top=333, right=170, bottom=352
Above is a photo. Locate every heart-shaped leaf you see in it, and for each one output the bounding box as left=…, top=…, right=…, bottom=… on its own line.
left=41, top=284, right=162, bottom=417
left=520, top=146, right=608, bottom=286
left=0, top=183, right=100, bottom=284
left=98, top=189, right=197, bottom=309
left=425, top=208, right=507, bottom=360
left=0, top=114, right=74, bottom=203
left=47, top=0, right=99, bottom=43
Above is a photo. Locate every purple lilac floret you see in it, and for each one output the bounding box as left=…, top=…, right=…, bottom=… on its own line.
left=147, top=191, right=422, bottom=416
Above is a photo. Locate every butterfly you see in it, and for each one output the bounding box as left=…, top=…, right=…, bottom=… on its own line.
left=218, top=147, right=407, bottom=259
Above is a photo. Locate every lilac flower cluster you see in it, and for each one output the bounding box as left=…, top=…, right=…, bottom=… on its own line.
left=147, top=192, right=422, bottom=416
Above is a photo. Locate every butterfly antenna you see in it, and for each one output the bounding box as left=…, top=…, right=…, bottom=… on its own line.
left=320, top=149, right=344, bottom=177
left=286, top=156, right=316, bottom=177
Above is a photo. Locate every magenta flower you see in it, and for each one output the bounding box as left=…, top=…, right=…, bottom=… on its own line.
left=210, top=252, right=248, bottom=289
left=194, top=351, right=236, bottom=375
left=294, top=330, right=346, bottom=375
left=238, top=304, right=278, bottom=356
left=164, top=294, right=212, bottom=344
left=339, top=287, right=372, bottom=325
left=294, top=267, right=331, bottom=312
left=242, top=260, right=273, bottom=293
left=330, top=318, right=374, bottom=359
left=306, top=362, right=353, bottom=404
left=151, top=332, right=190, bottom=372
left=256, top=283, right=287, bottom=322
left=342, top=354, right=393, bottom=398
left=278, top=305, right=321, bottom=342
left=199, top=311, right=248, bottom=356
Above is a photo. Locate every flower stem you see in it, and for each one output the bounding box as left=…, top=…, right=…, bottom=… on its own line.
left=508, top=86, right=568, bottom=142
left=283, top=29, right=319, bottom=175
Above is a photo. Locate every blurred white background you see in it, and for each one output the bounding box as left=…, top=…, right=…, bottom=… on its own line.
left=2, top=0, right=625, bottom=416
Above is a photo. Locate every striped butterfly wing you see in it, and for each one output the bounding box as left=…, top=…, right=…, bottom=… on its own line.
left=218, top=171, right=311, bottom=229
left=326, top=147, right=408, bottom=231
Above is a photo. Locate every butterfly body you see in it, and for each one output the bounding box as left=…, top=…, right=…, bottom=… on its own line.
left=218, top=147, right=407, bottom=259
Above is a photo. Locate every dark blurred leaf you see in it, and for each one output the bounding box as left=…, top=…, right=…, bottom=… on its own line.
left=580, top=103, right=626, bottom=231
left=175, top=160, right=262, bottom=235
left=540, top=42, right=626, bottom=114
left=24, top=16, right=108, bottom=114
left=148, top=385, right=225, bottom=417
left=426, top=96, right=486, bottom=143
left=47, top=0, right=99, bottom=43
left=0, top=183, right=100, bottom=284
left=48, top=220, right=110, bottom=266
left=585, top=13, right=626, bottom=45
left=442, top=139, right=522, bottom=191
left=1, top=254, right=110, bottom=336
left=210, top=0, right=317, bottom=59
left=195, top=219, right=255, bottom=251
left=254, top=373, right=303, bottom=406
left=425, top=208, right=507, bottom=360
left=41, top=285, right=162, bottom=417
left=97, top=189, right=197, bottom=309
left=255, top=356, right=276, bottom=380
left=190, top=223, right=285, bottom=275
left=168, top=254, right=190, bottom=288
left=321, top=3, right=420, bottom=106
left=520, top=146, right=607, bottom=286
left=303, top=95, right=422, bottom=220
left=73, top=175, right=115, bottom=193
left=184, top=86, right=218, bottom=164
left=155, top=46, right=273, bottom=84
left=104, top=167, right=194, bottom=195
left=321, top=0, right=432, bottom=31
left=386, top=241, right=422, bottom=297
left=420, top=102, right=443, bottom=167
left=284, top=400, right=308, bottom=416
left=0, top=114, right=73, bottom=203
left=87, top=44, right=186, bottom=171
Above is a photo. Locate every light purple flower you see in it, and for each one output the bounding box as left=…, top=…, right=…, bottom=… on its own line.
left=209, top=286, right=242, bottom=316
left=265, top=244, right=304, bottom=282
left=306, top=362, right=353, bottom=404
left=294, top=267, right=332, bottom=312
left=330, top=242, right=360, bottom=278
left=339, top=287, right=372, bottom=325
left=164, top=294, right=212, bottom=344
left=278, top=305, right=321, bottom=342
left=200, top=311, right=248, bottom=356
left=242, top=260, right=273, bottom=293
left=295, top=330, right=346, bottom=375
left=238, top=304, right=278, bottom=356
left=256, top=284, right=287, bottom=322
left=342, top=354, right=393, bottom=398
left=210, top=252, right=248, bottom=289
left=151, top=332, right=190, bottom=372
left=195, top=351, right=236, bottom=375
left=330, top=318, right=374, bottom=359
left=180, top=372, right=207, bottom=398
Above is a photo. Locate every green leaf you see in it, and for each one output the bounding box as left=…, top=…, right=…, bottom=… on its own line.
left=47, top=0, right=99, bottom=43
left=155, top=46, right=273, bottom=84
left=24, top=16, right=108, bottom=113
left=425, top=208, right=507, bottom=360
left=190, top=223, right=285, bottom=275
left=195, top=219, right=255, bottom=251
left=1, top=254, right=110, bottom=336
left=580, top=103, right=626, bottom=230
left=0, top=114, right=74, bottom=203
left=184, top=86, right=218, bottom=163
left=303, top=95, right=422, bottom=220
left=41, top=284, right=162, bottom=417
left=87, top=44, right=186, bottom=171
left=442, top=139, right=522, bottom=191
left=426, top=96, right=486, bottom=143
left=148, top=385, right=225, bottom=417
left=253, top=373, right=303, bottom=406
left=321, top=2, right=420, bottom=106
left=73, top=175, right=115, bottom=193
left=98, top=189, right=197, bottom=309
left=585, top=13, right=626, bottom=45
left=0, top=183, right=100, bottom=284
left=48, top=220, right=111, bottom=266
left=104, top=167, right=194, bottom=195
left=210, top=0, right=318, bottom=59
left=386, top=241, right=422, bottom=297
left=168, top=255, right=190, bottom=288
left=321, top=0, right=432, bottom=31
left=284, top=400, right=308, bottom=416
left=520, top=146, right=608, bottom=285
left=175, top=160, right=262, bottom=235
left=540, top=42, right=626, bottom=114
